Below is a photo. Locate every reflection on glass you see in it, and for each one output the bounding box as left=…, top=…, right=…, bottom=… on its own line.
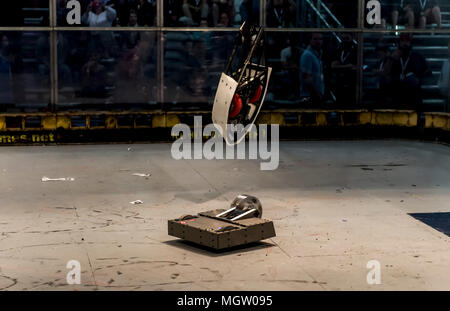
left=266, top=0, right=357, bottom=28
left=0, top=32, right=50, bottom=112
left=58, top=0, right=157, bottom=27
left=57, top=31, right=157, bottom=111
left=0, top=1, right=49, bottom=26
left=265, top=32, right=358, bottom=108
left=163, top=31, right=235, bottom=109
left=368, top=0, right=447, bottom=29
left=164, top=0, right=259, bottom=26
left=363, top=33, right=449, bottom=112
left=330, top=32, right=358, bottom=106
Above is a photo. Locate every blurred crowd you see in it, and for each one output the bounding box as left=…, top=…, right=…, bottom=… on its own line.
left=378, top=0, right=442, bottom=29
left=0, top=0, right=444, bottom=29
left=0, top=1, right=448, bottom=112
left=268, top=32, right=449, bottom=111
left=56, top=0, right=258, bottom=27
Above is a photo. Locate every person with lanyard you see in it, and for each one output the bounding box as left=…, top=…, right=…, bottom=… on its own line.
left=266, top=0, right=295, bottom=28
left=389, top=33, right=430, bottom=110
left=331, top=32, right=358, bottom=107
left=403, top=0, right=441, bottom=28
left=372, top=44, right=394, bottom=108
left=299, top=33, right=325, bottom=106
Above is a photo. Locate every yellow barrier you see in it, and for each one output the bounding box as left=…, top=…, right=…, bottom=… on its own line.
left=424, top=113, right=450, bottom=131
left=0, top=110, right=448, bottom=132
left=0, top=116, right=5, bottom=131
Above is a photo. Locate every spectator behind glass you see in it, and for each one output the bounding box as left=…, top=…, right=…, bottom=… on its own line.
left=129, top=9, right=140, bottom=26
left=400, top=0, right=441, bottom=28
left=389, top=33, right=431, bottom=110
left=120, top=10, right=141, bottom=49
left=300, top=33, right=325, bottom=105
left=395, top=0, right=414, bottom=28
left=212, top=0, right=234, bottom=27
left=266, top=0, right=296, bottom=28
left=133, top=0, right=157, bottom=26
left=372, top=44, right=394, bottom=107
left=82, top=0, right=117, bottom=27
left=182, top=0, right=210, bottom=26
left=165, top=0, right=184, bottom=26
left=379, top=0, right=402, bottom=29
left=217, top=12, right=231, bottom=26
left=331, top=33, right=358, bottom=107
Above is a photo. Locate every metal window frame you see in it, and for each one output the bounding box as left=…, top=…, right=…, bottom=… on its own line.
left=0, top=0, right=447, bottom=112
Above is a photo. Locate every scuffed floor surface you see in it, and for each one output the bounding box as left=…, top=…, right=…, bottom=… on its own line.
left=0, top=140, right=449, bottom=290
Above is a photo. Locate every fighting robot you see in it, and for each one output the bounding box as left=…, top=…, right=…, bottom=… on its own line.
left=212, top=22, right=272, bottom=145
left=168, top=194, right=275, bottom=250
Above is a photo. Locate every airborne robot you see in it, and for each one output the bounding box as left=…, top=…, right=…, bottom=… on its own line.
left=212, top=22, right=272, bottom=145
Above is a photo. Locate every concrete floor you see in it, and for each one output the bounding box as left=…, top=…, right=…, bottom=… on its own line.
left=0, top=140, right=449, bottom=291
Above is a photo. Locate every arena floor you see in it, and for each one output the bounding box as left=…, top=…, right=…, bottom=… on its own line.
left=0, top=140, right=449, bottom=290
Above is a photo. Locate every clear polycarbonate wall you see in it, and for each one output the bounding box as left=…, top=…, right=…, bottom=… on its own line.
left=0, top=0, right=448, bottom=113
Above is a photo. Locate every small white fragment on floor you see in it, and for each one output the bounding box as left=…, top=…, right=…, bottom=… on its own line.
left=41, top=176, right=75, bottom=182
left=132, top=173, right=151, bottom=177
left=130, top=200, right=144, bottom=205
left=127, top=147, right=132, bottom=151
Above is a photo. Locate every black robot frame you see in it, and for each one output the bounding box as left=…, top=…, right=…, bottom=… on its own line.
left=224, top=22, right=271, bottom=126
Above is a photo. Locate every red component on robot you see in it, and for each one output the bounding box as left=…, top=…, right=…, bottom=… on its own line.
left=229, top=93, right=243, bottom=118
left=249, top=85, right=263, bottom=104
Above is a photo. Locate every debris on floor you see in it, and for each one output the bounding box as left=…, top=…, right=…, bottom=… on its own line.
left=41, top=176, right=75, bottom=182
left=130, top=200, right=144, bottom=205
left=132, top=173, right=151, bottom=177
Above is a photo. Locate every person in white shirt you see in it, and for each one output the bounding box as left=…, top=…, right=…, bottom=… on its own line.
left=82, top=0, right=117, bottom=27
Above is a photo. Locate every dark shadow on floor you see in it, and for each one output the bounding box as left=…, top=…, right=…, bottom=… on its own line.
left=163, top=239, right=275, bottom=257
left=409, top=212, right=450, bottom=237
